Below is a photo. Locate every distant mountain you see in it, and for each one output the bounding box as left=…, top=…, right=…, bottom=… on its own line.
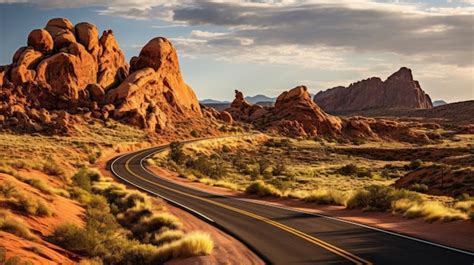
left=433, top=100, right=447, bottom=107
left=245, top=94, right=276, bottom=104
left=199, top=99, right=230, bottom=104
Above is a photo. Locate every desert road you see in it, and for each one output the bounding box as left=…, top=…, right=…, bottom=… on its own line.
left=109, top=141, right=474, bottom=265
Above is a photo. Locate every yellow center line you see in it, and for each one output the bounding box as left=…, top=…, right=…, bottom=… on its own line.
left=122, top=151, right=373, bottom=265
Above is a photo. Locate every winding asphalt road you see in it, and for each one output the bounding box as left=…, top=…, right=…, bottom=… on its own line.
left=108, top=140, right=474, bottom=265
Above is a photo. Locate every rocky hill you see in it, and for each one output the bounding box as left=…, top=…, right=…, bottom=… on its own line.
left=313, top=67, right=433, bottom=113
left=225, top=86, right=437, bottom=143
left=0, top=18, right=207, bottom=134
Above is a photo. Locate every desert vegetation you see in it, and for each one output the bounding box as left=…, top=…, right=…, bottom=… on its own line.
left=47, top=168, right=213, bottom=264
left=152, top=134, right=474, bottom=222
left=0, top=123, right=217, bottom=263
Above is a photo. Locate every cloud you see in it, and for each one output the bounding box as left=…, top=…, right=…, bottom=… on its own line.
left=171, top=1, right=473, bottom=66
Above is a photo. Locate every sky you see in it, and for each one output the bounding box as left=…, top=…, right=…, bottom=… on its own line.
left=0, top=0, right=473, bottom=102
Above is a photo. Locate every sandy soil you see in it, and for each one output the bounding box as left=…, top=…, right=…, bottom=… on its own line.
left=97, top=154, right=264, bottom=265
left=149, top=166, right=474, bottom=253
left=0, top=232, right=78, bottom=265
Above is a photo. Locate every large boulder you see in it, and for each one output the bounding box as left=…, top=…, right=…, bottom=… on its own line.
left=314, top=67, right=433, bottom=113
left=36, top=42, right=97, bottom=100
left=27, top=29, right=53, bottom=53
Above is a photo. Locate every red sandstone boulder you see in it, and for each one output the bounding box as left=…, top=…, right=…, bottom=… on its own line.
left=36, top=42, right=97, bottom=100
left=27, top=29, right=53, bottom=53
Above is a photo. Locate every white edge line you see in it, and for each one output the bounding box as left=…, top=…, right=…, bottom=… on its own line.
left=109, top=152, right=215, bottom=223
left=139, top=147, right=474, bottom=257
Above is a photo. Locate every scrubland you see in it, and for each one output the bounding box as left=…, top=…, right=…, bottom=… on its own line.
left=0, top=120, right=214, bottom=264
left=152, top=133, right=474, bottom=222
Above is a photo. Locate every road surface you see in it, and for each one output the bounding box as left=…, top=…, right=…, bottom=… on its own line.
left=108, top=141, right=474, bottom=265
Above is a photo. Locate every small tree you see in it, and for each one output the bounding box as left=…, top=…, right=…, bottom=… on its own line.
left=272, top=161, right=287, bottom=176
left=169, top=142, right=186, bottom=165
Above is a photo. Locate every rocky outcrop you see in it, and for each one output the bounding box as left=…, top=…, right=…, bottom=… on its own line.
left=225, top=86, right=435, bottom=142
left=226, top=86, right=343, bottom=137
left=106, top=37, right=201, bottom=131
left=314, top=67, right=433, bottom=113
left=0, top=18, right=202, bottom=134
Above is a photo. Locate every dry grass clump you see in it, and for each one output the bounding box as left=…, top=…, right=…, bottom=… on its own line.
left=393, top=199, right=467, bottom=221
left=42, top=158, right=65, bottom=178
left=0, top=210, right=35, bottom=240
left=0, top=181, right=53, bottom=217
left=245, top=180, right=282, bottom=197
left=152, top=230, right=184, bottom=246
left=297, top=189, right=347, bottom=206
left=154, top=232, right=213, bottom=262
left=19, top=177, right=55, bottom=195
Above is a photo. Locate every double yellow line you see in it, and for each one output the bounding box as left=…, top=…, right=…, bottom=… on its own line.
left=123, top=150, right=372, bottom=265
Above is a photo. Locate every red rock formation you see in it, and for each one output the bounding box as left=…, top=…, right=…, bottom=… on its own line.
left=314, top=67, right=433, bottom=113
left=106, top=37, right=202, bottom=131
left=0, top=18, right=203, bottom=134
left=226, top=86, right=343, bottom=137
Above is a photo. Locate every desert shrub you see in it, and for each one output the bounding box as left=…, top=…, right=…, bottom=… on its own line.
left=190, top=130, right=199, bottom=137
left=0, top=210, right=34, bottom=240
left=42, top=158, right=65, bottom=177
left=337, top=164, right=359, bottom=176
left=346, top=185, right=421, bottom=211
left=73, top=168, right=101, bottom=192
left=272, top=161, right=287, bottom=176
left=221, top=145, right=231, bottom=153
left=245, top=180, right=282, bottom=197
left=264, top=138, right=290, bottom=148
left=406, top=159, right=423, bottom=170
left=154, top=232, right=213, bottom=263
left=0, top=181, right=18, bottom=198
left=268, top=178, right=292, bottom=193
left=257, top=159, right=271, bottom=175
left=409, top=183, right=429, bottom=192
left=169, top=142, right=187, bottom=165
left=152, top=230, right=184, bottom=246
left=302, top=189, right=347, bottom=206
left=132, top=213, right=182, bottom=241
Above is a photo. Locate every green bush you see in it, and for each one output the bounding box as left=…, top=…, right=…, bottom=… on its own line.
left=245, top=180, right=282, bottom=197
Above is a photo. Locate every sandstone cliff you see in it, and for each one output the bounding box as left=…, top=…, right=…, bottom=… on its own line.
left=313, top=67, right=433, bottom=113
